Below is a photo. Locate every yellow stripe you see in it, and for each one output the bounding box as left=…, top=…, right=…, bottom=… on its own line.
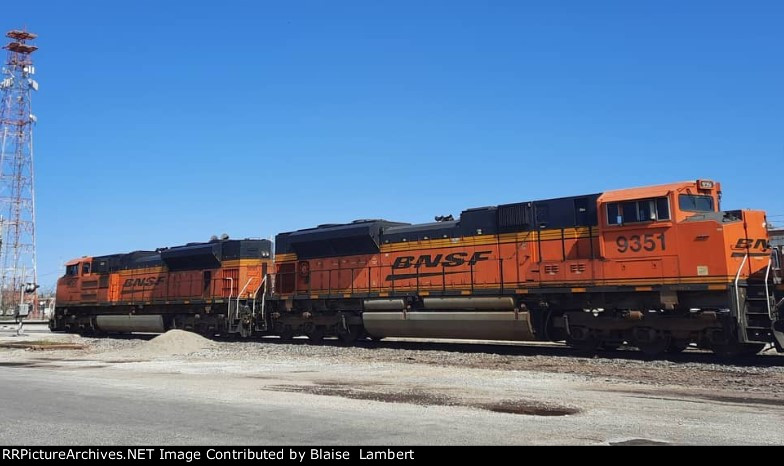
left=118, top=266, right=165, bottom=275
left=117, top=259, right=265, bottom=274
left=333, top=278, right=736, bottom=294
left=296, top=276, right=737, bottom=296
left=379, top=227, right=595, bottom=253
left=275, top=253, right=298, bottom=262
left=220, top=259, right=268, bottom=267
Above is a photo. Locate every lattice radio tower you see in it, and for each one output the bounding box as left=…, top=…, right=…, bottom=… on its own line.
left=0, top=29, right=38, bottom=315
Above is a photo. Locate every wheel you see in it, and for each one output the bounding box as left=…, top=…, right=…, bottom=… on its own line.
left=307, top=327, right=324, bottom=343
left=566, top=326, right=601, bottom=353
left=635, top=336, right=670, bottom=357
left=277, top=328, right=294, bottom=341
left=338, top=325, right=362, bottom=344
left=360, top=329, right=383, bottom=342
left=566, top=336, right=601, bottom=353
left=599, top=341, right=622, bottom=351
left=739, top=344, right=765, bottom=356
left=666, top=339, right=690, bottom=354
left=711, top=342, right=765, bottom=358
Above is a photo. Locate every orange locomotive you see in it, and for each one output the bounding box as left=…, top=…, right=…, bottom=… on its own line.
left=270, top=179, right=782, bottom=356
left=51, top=238, right=272, bottom=336
left=52, top=180, right=784, bottom=357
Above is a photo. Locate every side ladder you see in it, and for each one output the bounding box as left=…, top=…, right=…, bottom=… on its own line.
left=734, top=254, right=775, bottom=344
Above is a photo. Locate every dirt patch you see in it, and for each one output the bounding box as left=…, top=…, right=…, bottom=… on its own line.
left=610, top=439, right=671, bottom=446
left=267, top=384, right=454, bottom=406
left=0, top=341, right=86, bottom=350
left=622, top=390, right=784, bottom=408
left=0, top=361, right=62, bottom=369
left=263, top=382, right=580, bottom=417
left=479, top=400, right=580, bottom=416
left=0, top=361, right=39, bottom=367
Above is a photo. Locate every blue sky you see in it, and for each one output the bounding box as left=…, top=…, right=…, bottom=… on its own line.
left=5, top=0, right=783, bottom=288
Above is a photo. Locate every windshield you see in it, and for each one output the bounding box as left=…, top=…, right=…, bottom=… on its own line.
left=679, top=194, right=714, bottom=212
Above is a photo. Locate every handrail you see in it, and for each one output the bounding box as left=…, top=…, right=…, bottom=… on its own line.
left=764, top=257, right=773, bottom=320
left=734, top=253, right=748, bottom=323
left=260, top=276, right=268, bottom=330
left=251, top=275, right=266, bottom=318
left=224, top=277, right=234, bottom=321
left=236, top=277, right=254, bottom=320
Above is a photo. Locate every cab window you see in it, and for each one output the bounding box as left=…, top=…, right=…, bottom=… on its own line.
left=65, top=264, right=78, bottom=276
left=607, top=197, right=670, bottom=225
left=82, top=262, right=91, bottom=275
left=679, top=194, right=714, bottom=212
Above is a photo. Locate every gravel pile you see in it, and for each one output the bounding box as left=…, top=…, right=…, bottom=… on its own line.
left=140, top=330, right=215, bottom=356
left=79, top=330, right=215, bottom=360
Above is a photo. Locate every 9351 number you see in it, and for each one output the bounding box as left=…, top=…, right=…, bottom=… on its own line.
left=616, top=233, right=665, bottom=253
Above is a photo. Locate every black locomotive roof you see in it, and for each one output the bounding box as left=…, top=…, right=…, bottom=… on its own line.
left=90, top=238, right=271, bottom=273
left=275, top=192, right=601, bottom=257
left=276, top=220, right=408, bottom=259
left=382, top=221, right=459, bottom=243
left=91, top=251, right=161, bottom=274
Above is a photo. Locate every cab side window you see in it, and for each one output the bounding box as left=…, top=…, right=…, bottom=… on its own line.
left=66, top=264, right=78, bottom=276
left=607, top=197, right=670, bottom=225
left=82, top=262, right=91, bottom=275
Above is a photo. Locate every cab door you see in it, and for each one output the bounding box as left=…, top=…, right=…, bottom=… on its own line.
left=79, top=261, right=98, bottom=303
left=108, top=274, right=121, bottom=302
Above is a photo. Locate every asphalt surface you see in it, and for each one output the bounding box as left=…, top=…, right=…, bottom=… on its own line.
left=0, top=368, right=409, bottom=445
left=2, top=331, right=784, bottom=445
left=0, top=356, right=783, bottom=445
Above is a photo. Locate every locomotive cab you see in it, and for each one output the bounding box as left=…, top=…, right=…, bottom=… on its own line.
left=596, top=179, right=778, bottom=352
left=598, top=180, right=770, bottom=289
left=56, top=257, right=96, bottom=305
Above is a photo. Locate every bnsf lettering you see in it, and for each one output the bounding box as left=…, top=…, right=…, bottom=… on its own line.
left=123, top=277, right=164, bottom=288
left=443, top=252, right=468, bottom=267
left=733, top=238, right=770, bottom=250
left=414, top=254, right=442, bottom=268
left=392, top=251, right=491, bottom=270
